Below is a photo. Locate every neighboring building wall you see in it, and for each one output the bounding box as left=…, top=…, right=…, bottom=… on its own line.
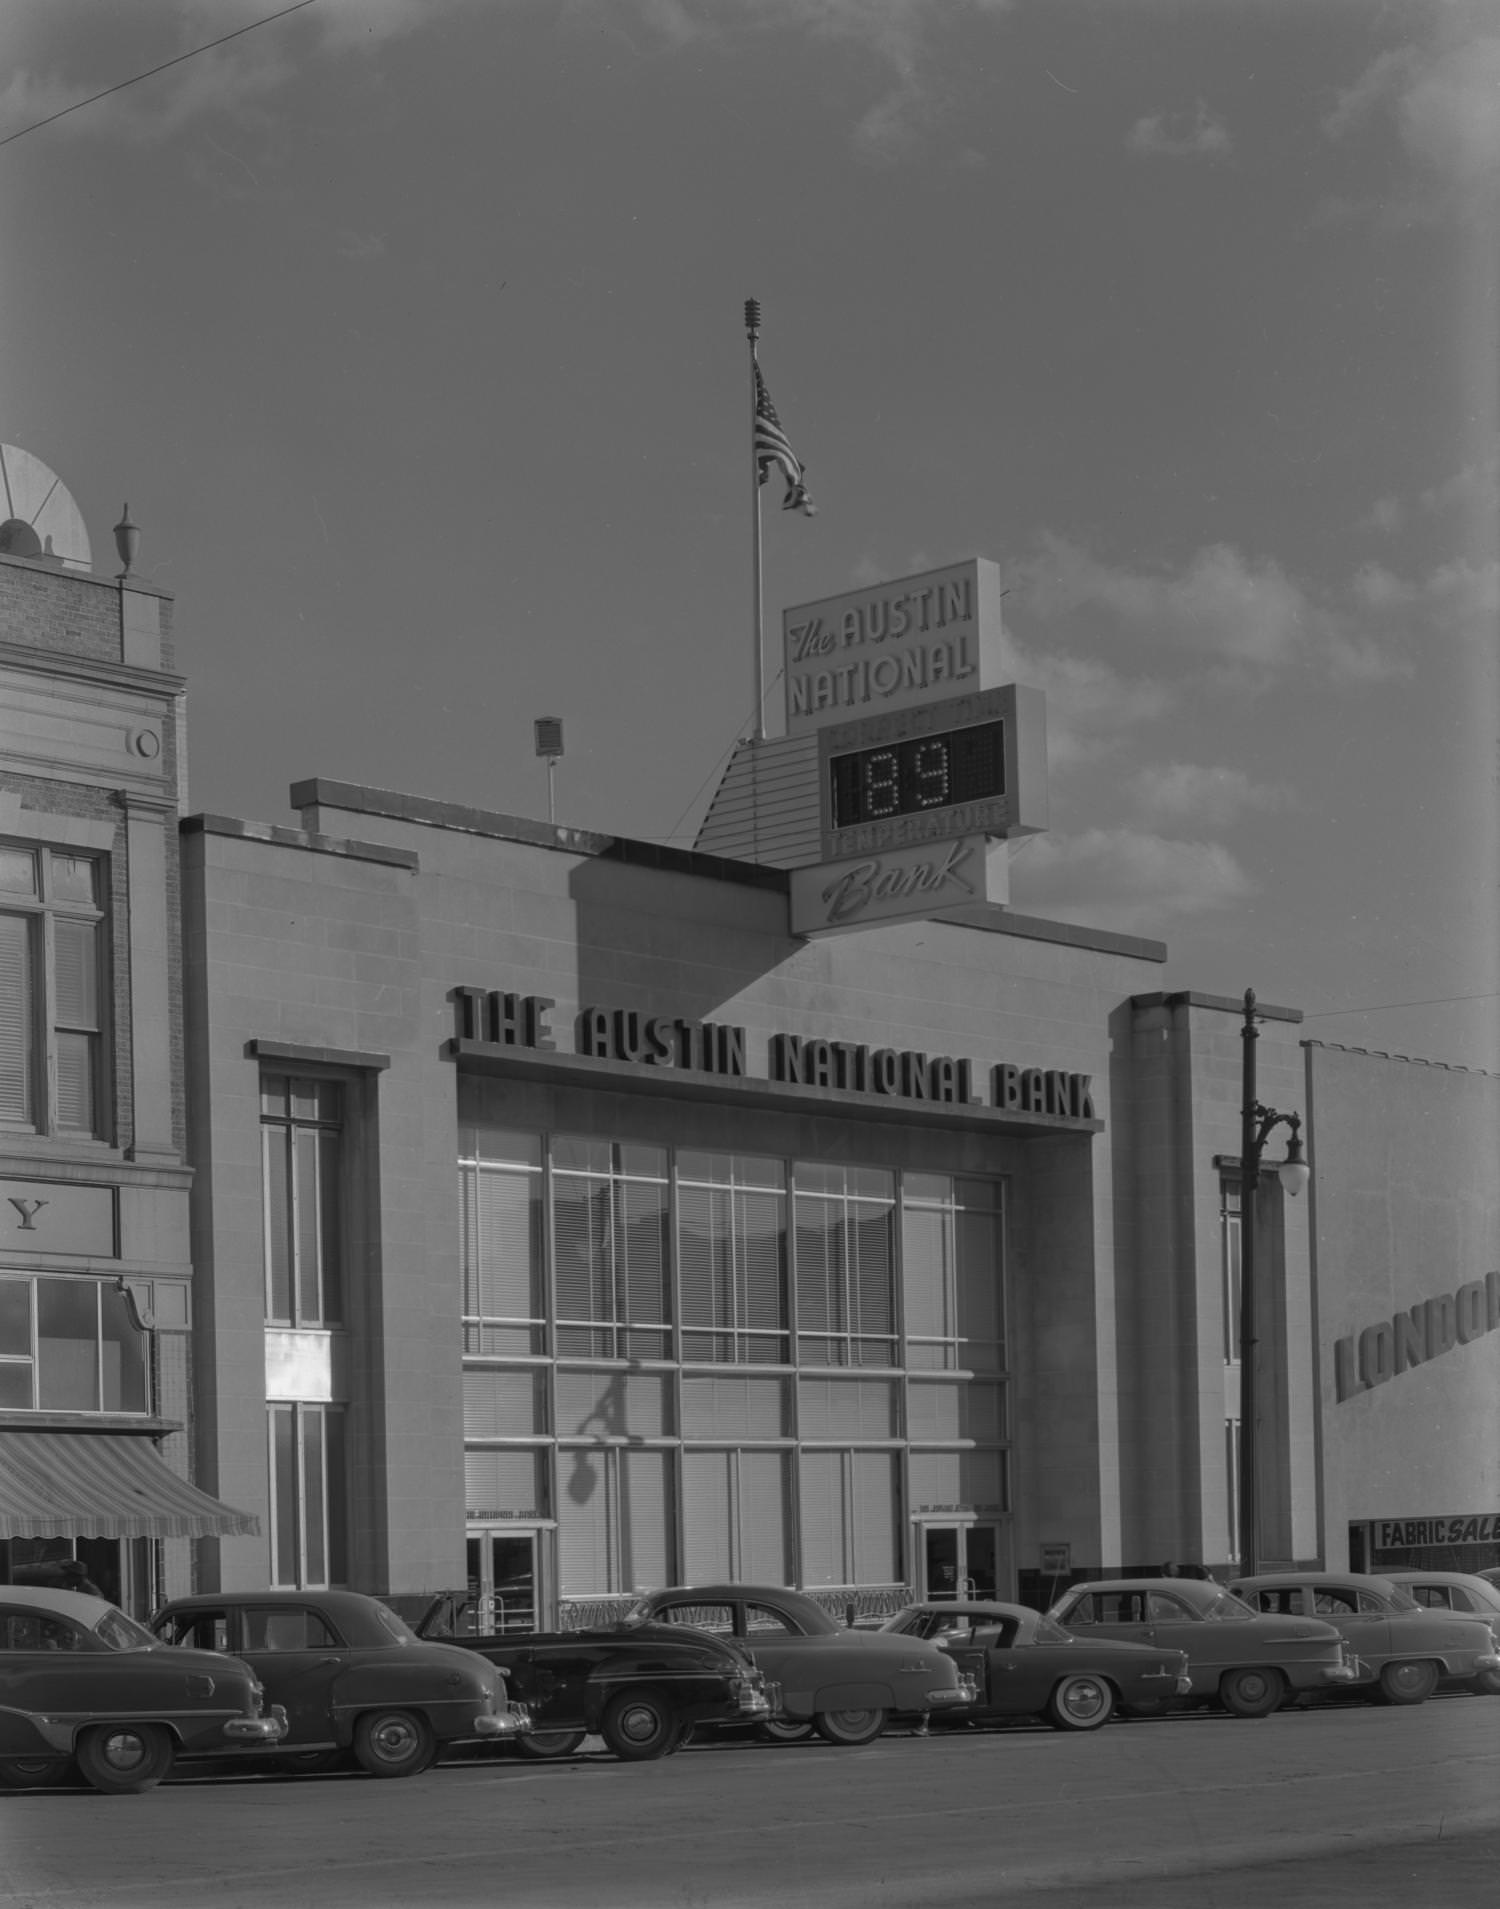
left=0, top=547, right=195, bottom=1611
left=1308, top=1043, right=1500, bottom=1572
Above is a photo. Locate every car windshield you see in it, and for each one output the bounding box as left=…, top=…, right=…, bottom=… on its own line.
left=92, top=1607, right=158, bottom=1652
left=1199, top=1591, right=1258, bottom=1621
left=1034, top=1616, right=1071, bottom=1644
left=1385, top=1586, right=1420, bottom=1612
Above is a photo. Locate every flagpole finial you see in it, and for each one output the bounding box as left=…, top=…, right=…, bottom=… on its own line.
left=744, top=298, right=761, bottom=338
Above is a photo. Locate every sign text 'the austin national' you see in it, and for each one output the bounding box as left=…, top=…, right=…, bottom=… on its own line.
left=452, top=990, right=1099, bottom=1126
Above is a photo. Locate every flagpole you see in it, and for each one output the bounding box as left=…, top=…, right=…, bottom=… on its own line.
left=745, top=297, right=765, bottom=743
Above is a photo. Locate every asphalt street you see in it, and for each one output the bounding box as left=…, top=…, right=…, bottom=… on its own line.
left=3, top=1697, right=1497, bottom=1909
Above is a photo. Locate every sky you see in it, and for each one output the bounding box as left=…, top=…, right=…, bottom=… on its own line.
left=1, top=0, right=1496, bottom=1071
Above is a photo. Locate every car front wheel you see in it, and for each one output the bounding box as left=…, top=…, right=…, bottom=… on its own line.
left=814, top=1707, right=887, bottom=1747
left=1219, top=1667, right=1284, bottom=1718
left=1378, top=1659, right=1439, bottom=1706
left=1047, top=1673, right=1115, bottom=1731
left=352, top=1709, right=437, bottom=1778
left=601, top=1689, right=678, bottom=1761
left=759, top=1717, right=817, bottom=1744
left=516, top=1729, right=588, bottom=1760
left=76, top=1722, right=175, bottom=1795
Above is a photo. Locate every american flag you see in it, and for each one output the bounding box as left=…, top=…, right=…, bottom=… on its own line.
left=754, top=362, right=816, bottom=516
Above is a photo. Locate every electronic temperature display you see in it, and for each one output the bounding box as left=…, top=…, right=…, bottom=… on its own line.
left=829, top=720, right=1006, bottom=830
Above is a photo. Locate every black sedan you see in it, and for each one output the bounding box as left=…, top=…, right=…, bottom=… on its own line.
left=880, top=1601, right=1193, bottom=1730
left=408, top=1590, right=772, bottom=1761
left=153, top=1588, right=529, bottom=1776
left=1, top=1586, right=283, bottom=1794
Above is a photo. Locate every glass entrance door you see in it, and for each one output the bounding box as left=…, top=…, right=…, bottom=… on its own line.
left=466, top=1530, right=540, bottom=1633
left=921, top=1524, right=1000, bottom=1600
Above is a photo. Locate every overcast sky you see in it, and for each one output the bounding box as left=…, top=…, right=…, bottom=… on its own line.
left=2, top=0, right=1496, bottom=1069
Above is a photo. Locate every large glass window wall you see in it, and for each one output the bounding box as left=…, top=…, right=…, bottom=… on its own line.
left=458, top=1125, right=1009, bottom=1610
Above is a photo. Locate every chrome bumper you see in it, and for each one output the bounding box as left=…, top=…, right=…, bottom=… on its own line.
left=927, top=1677, right=979, bottom=1709
left=223, top=1707, right=288, bottom=1743
left=1323, top=1662, right=1361, bottom=1683
left=472, top=1706, right=532, bottom=1738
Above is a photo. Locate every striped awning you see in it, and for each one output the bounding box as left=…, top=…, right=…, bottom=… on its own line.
left=0, top=1431, right=259, bottom=1540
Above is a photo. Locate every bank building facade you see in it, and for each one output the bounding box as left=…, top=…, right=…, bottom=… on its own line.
left=2, top=457, right=1495, bottom=1623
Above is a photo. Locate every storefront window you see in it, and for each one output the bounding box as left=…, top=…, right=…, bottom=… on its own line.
left=457, top=1125, right=1008, bottom=1610
left=0, top=1274, right=148, bottom=1413
left=799, top=1449, right=900, bottom=1586
left=794, top=1164, right=896, bottom=1367
left=677, top=1152, right=787, bottom=1363
left=557, top=1446, right=672, bottom=1596
left=901, top=1175, right=1003, bottom=1370
left=682, top=1448, right=791, bottom=1583
left=553, top=1140, right=670, bottom=1358
left=460, top=1128, right=544, bottom=1354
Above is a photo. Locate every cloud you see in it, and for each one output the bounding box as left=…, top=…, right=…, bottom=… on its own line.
left=1015, top=534, right=1321, bottom=671
left=1010, top=828, right=1254, bottom=935
left=1000, top=643, right=1173, bottom=774
left=1325, top=15, right=1500, bottom=204
left=336, top=229, right=388, bottom=262
left=1128, top=764, right=1292, bottom=830
left=1418, top=448, right=1500, bottom=522
left=1126, top=101, right=1231, bottom=160
left=3, top=0, right=1016, bottom=157
left=1361, top=495, right=1404, bottom=535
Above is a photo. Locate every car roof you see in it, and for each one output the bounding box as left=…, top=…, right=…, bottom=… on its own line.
left=0, top=1585, right=116, bottom=1622
left=640, top=1584, right=842, bottom=1630
left=1061, top=1577, right=1223, bottom=1600
left=1385, top=1569, right=1493, bottom=1585
left=1384, top=1569, right=1500, bottom=1597
left=158, top=1587, right=380, bottom=1613
left=902, top=1601, right=1033, bottom=1622
left=1232, top=1572, right=1405, bottom=1596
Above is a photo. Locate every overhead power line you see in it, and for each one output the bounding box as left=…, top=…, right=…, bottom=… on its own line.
left=0, top=0, right=318, bottom=150
left=1301, top=992, right=1498, bottom=1018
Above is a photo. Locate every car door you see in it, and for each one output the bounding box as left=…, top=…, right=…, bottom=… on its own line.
left=0, top=1609, right=90, bottom=1754
left=1136, top=1590, right=1221, bottom=1678
left=973, top=1619, right=1051, bottom=1713
left=1314, top=1587, right=1394, bottom=1670
left=232, top=1605, right=350, bottom=1746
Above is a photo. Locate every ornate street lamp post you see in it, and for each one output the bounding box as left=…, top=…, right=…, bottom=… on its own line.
left=1238, top=989, right=1311, bottom=1578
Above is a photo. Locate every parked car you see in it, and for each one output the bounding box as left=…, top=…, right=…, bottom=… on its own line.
left=1047, top=1577, right=1358, bottom=1717
left=624, top=1584, right=977, bottom=1745
left=880, top=1600, right=1193, bottom=1731
left=1479, top=1567, right=1500, bottom=1591
left=1383, top=1571, right=1500, bottom=1693
left=152, top=1588, right=529, bottom=1776
left=0, top=1585, right=283, bottom=1794
left=1230, top=1572, right=1500, bottom=1705
left=403, top=1590, right=772, bottom=1760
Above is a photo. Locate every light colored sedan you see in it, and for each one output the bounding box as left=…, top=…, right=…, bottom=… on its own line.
left=1231, top=1572, right=1500, bottom=1705
left=1047, top=1577, right=1358, bottom=1717
left=625, top=1584, right=977, bottom=1745
left=1384, top=1571, right=1500, bottom=1693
